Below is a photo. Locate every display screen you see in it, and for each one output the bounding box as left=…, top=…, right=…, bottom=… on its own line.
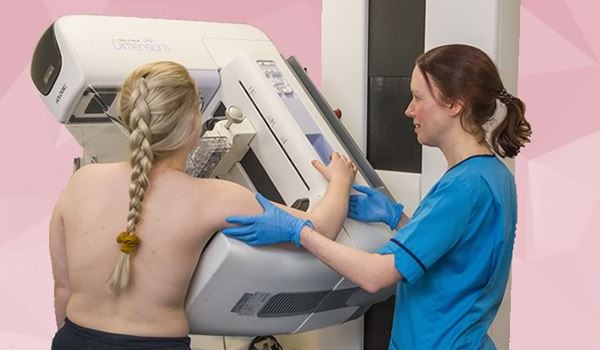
left=307, top=133, right=333, bottom=165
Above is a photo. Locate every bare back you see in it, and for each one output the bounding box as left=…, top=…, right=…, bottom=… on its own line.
left=52, top=162, right=261, bottom=337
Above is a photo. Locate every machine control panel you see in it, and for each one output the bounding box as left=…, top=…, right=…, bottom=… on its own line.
left=258, top=60, right=294, bottom=97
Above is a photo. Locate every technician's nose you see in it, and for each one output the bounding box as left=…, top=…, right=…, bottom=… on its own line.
left=405, top=100, right=415, bottom=118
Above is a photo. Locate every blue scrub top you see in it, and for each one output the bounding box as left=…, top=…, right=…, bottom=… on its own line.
left=377, top=155, right=517, bottom=350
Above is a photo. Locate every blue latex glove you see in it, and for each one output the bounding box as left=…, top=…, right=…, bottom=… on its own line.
left=223, top=193, right=314, bottom=247
left=348, top=185, right=404, bottom=230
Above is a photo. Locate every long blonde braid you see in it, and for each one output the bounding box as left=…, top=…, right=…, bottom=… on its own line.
left=108, top=77, right=153, bottom=291
left=108, top=62, right=201, bottom=293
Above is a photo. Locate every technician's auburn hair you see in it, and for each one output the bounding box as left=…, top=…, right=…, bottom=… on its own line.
left=416, top=44, right=531, bottom=157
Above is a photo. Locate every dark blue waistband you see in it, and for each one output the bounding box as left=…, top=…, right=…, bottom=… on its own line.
left=62, top=318, right=191, bottom=346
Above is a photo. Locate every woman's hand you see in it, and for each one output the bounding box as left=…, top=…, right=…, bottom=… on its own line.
left=311, top=152, right=357, bottom=185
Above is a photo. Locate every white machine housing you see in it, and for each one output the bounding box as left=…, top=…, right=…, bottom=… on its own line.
left=31, top=15, right=395, bottom=336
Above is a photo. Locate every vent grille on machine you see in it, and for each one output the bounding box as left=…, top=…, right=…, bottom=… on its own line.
left=257, top=291, right=329, bottom=317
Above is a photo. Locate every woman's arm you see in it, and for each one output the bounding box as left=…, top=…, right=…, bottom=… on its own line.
left=49, top=198, right=70, bottom=329
left=214, top=152, right=355, bottom=242
left=278, top=152, right=356, bottom=240
left=299, top=226, right=402, bottom=293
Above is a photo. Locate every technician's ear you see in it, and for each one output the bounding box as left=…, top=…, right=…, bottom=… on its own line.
left=448, top=99, right=464, bottom=118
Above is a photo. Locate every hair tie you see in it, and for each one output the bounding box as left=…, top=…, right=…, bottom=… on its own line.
left=116, top=231, right=141, bottom=254
left=498, top=88, right=514, bottom=104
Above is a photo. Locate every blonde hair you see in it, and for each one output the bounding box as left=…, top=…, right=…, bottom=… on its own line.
left=108, top=61, right=201, bottom=293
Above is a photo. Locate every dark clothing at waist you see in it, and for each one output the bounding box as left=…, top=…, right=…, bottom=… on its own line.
left=52, top=318, right=191, bottom=350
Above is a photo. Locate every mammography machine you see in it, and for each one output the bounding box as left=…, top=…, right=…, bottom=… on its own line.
left=31, top=15, right=395, bottom=337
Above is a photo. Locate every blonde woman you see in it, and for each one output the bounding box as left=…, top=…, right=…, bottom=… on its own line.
left=49, top=61, right=356, bottom=349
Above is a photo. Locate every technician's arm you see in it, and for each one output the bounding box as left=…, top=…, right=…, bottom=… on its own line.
left=49, top=200, right=70, bottom=329
left=396, top=214, right=409, bottom=230
left=278, top=152, right=356, bottom=240
left=300, top=226, right=402, bottom=293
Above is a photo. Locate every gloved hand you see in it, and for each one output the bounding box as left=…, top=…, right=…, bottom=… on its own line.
left=223, top=193, right=314, bottom=247
left=348, top=185, right=404, bottom=230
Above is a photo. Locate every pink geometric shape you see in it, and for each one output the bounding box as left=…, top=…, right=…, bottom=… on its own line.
left=0, top=219, right=56, bottom=339
left=41, top=0, right=112, bottom=20
left=246, top=1, right=322, bottom=84
left=511, top=256, right=599, bottom=349
left=574, top=208, right=600, bottom=322
left=565, top=0, right=600, bottom=59
left=167, top=0, right=303, bottom=21
left=518, top=67, right=600, bottom=158
left=0, top=2, right=53, bottom=99
left=522, top=0, right=597, bottom=61
left=514, top=155, right=535, bottom=259
left=532, top=129, right=600, bottom=192
left=0, top=330, right=52, bottom=350
left=0, top=68, right=80, bottom=200
left=527, top=156, right=598, bottom=258
left=519, top=7, right=596, bottom=76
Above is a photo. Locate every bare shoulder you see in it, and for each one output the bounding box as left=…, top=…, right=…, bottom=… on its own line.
left=186, top=178, right=263, bottom=229
left=188, top=178, right=262, bottom=214
left=57, top=162, right=128, bottom=209
left=66, top=162, right=127, bottom=188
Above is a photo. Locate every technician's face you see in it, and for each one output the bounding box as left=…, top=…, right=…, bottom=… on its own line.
left=404, top=67, right=453, bottom=147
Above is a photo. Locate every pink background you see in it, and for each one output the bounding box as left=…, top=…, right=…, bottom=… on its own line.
left=0, top=0, right=598, bottom=349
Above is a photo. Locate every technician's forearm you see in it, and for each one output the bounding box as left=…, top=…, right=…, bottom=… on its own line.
left=395, top=213, right=410, bottom=231
left=300, top=226, right=400, bottom=293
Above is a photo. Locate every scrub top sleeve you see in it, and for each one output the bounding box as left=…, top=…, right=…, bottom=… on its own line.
left=379, top=178, right=476, bottom=284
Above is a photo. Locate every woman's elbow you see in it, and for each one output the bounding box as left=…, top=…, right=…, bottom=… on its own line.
left=309, top=214, right=344, bottom=238
left=321, top=228, right=343, bottom=241
left=309, top=221, right=341, bottom=240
